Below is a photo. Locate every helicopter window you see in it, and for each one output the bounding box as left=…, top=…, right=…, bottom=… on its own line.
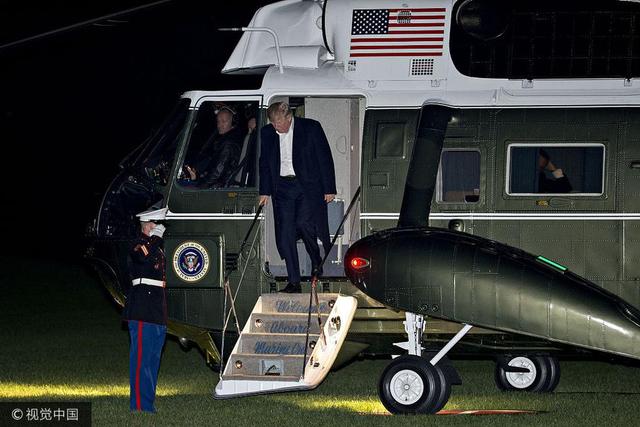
left=507, top=144, right=605, bottom=195
left=438, top=149, right=481, bottom=203
left=177, top=101, right=259, bottom=190
left=450, top=0, right=640, bottom=79
left=137, top=99, right=190, bottom=187
left=374, top=122, right=406, bottom=158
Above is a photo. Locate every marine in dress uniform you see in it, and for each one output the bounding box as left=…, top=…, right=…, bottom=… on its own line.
left=123, top=219, right=167, bottom=413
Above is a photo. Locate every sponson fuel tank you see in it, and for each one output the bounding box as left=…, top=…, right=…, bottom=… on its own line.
left=345, top=227, right=640, bottom=361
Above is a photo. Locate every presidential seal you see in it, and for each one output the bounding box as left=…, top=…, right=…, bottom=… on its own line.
left=173, top=241, right=209, bottom=282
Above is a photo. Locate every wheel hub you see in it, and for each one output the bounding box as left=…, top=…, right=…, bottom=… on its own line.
left=389, top=369, right=425, bottom=405
left=505, top=356, right=537, bottom=389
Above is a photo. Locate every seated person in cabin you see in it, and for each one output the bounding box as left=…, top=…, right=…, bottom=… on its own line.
left=538, top=149, right=572, bottom=193
left=247, top=116, right=257, bottom=141
left=237, top=116, right=258, bottom=186
left=218, top=115, right=258, bottom=187
left=183, top=106, right=243, bottom=188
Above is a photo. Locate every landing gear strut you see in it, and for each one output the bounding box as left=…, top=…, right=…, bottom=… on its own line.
left=378, top=313, right=471, bottom=415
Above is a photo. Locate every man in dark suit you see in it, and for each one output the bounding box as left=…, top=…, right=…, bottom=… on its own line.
left=259, top=102, right=336, bottom=293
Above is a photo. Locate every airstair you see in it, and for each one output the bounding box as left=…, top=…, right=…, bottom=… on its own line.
left=214, top=292, right=357, bottom=398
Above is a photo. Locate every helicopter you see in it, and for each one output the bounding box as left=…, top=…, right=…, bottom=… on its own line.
left=86, top=0, right=640, bottom=406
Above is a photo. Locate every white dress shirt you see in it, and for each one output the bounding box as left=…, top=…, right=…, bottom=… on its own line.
left=277, top=117, right=295, bottom=176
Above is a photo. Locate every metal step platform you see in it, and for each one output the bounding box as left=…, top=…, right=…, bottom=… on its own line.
left=214, top=293, right=357, bottom=398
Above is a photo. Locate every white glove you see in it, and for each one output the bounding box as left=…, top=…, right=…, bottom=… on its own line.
left=150, top=224, right=166, bottom=238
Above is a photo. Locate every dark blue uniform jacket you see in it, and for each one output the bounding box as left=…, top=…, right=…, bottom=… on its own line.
left=122, top=234, right=167, bottom=326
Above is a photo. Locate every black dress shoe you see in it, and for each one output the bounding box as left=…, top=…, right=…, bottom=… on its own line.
left=280, top=282, right=302, bottom=293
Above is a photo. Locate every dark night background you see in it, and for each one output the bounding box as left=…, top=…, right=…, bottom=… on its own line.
left=0, top=0, right=271, bottom=260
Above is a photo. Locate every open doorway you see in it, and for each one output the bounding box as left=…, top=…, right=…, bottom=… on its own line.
left=262, top=96, right=364, bottom=280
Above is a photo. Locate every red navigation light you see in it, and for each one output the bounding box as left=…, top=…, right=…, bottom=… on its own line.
left=350, top=257, right=370, bottom=270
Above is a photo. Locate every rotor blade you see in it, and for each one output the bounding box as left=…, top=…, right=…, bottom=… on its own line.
left=0, top=0, right=174, bottom=51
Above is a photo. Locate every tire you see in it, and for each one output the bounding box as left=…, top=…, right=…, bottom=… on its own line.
left=542, top=355, right=561, bottom=392
left=378, top=355, right=450, bottom=415
left=494, top=355, right=559, bottom=392
left=431, top=364, right=452, bottom=413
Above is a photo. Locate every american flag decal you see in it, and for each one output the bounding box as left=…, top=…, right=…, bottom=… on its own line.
left=350, top=8, right=446, bottom=58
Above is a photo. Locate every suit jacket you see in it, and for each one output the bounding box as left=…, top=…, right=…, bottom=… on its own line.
left=259, top=117, right=337, bottom=252
left=538, top=171, right=572, bottom=193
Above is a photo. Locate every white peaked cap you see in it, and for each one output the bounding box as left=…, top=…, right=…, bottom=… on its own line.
left=137, top=207, right=168, bottom=222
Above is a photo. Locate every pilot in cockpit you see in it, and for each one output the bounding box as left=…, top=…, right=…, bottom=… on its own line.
left=183, top=106, right=243, bottom=188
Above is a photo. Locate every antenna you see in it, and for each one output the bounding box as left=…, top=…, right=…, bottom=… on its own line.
left=0, top=0, right=174, bottom=51
left=219, top=27, right=284, bottom=74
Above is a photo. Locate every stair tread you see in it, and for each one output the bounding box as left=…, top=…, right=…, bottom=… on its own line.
left=222, top=374, right=301, bottom=382
left=259, top=295, right=335, bottom=314
left=231, top=353, right=306, bottom=358
left=251, top=312, right=329, bottom=317
left=241, top=332, right=320, bottom=338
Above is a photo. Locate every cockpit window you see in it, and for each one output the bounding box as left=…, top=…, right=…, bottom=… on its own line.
left=176, top=101, right=259, bottom=190
left=437, top=149, right=481, bottom=203
left=507, top=143, right=605, bottom=195
left=135, top=98, right=190, bottom=187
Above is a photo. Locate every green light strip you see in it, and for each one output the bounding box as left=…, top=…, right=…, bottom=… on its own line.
left=536, top=256, right=567, bottom=271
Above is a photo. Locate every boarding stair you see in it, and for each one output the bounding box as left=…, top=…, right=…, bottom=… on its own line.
left=214, top=292, right=357, bottom=398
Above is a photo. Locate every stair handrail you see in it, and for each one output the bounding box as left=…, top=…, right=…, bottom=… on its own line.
left=302, top=187, right=361, bottom=379
left=220, top=204, right=264, bottom=378
left=221, top=219, right=262, bottom=339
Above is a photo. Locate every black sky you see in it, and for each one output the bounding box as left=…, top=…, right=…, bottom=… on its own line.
left=0, top=0, right=271, bottom=258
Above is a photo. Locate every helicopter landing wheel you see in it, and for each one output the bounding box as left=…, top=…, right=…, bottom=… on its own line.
left=495, top=354, right=560, bottom=392
left=378, top=355, right=451, bottom=415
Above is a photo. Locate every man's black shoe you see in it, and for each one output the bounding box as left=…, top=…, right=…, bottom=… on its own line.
left=280, top=282, right=302, bottom=293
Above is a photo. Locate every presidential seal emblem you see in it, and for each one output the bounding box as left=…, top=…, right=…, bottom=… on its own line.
left=173, top=241, right=209, bottom=282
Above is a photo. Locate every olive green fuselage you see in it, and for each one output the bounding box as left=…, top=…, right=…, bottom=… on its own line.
left=345, top=227, right=640, bottom=361
left=88, top=105, right=640, bottom=363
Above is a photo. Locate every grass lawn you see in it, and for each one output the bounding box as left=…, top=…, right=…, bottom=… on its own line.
left=1, top=256, right=640, bottom=426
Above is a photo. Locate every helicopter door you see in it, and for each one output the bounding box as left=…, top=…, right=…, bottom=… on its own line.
left=164, top=94, right=263, bottom=330
left=262, top=96, right=363, bottom=279
left=361, top=109, right=420, bottom=235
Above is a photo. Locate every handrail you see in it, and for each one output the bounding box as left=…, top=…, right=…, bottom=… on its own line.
left=219, top=27, right=285, bottom=74
left=221, top=220, right=262, bottom=334
left=219, top=205, right=263, bottom=378
left=302, top=187, right=361, bottom=379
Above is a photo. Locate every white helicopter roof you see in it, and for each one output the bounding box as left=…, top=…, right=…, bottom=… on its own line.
left=211, top=0, right=640, bottom=109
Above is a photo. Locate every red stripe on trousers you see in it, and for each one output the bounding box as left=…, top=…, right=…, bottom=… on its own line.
left=135, top=321, right=143, bottom=411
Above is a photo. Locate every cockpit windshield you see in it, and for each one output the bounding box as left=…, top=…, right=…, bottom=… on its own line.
left=96, top=99, right=190, bottom=238
left=176, top=100, right=259, bottom=190
left=133, top=98, right=191, bottom=186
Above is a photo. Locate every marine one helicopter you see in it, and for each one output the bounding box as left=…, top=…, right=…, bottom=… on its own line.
left=87, top=0, right=640, bottom=411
